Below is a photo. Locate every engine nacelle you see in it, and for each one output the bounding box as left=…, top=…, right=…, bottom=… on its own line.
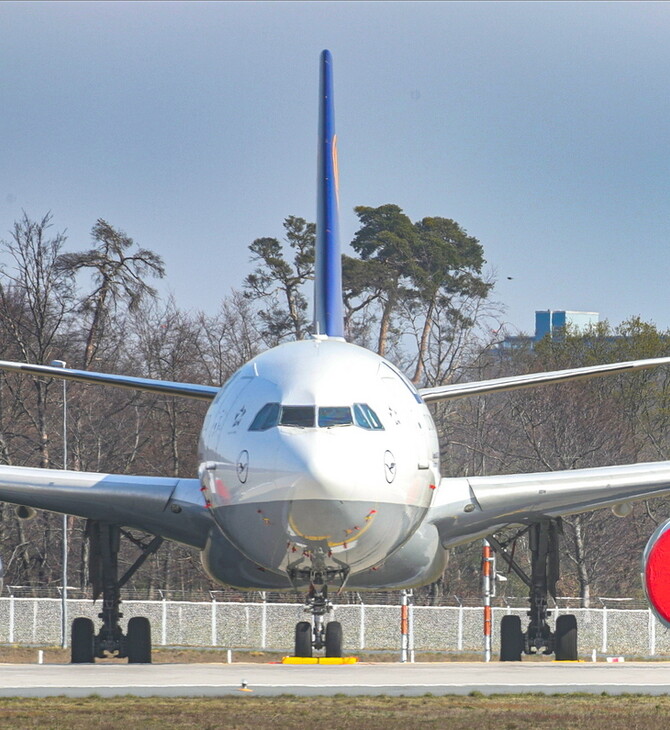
left=643, top=517, right=670, bottom=627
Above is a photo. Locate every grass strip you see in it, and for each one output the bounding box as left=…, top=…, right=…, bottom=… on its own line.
left=0, top=694, right=669, bottom=729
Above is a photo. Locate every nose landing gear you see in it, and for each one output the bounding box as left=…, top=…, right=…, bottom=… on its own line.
left=292, top=579, right=343, bottom=658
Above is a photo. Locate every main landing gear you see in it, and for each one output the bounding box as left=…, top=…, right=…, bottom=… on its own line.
left=489, top=518, right=579, bottom=662
left=70, top=521, right=163, bottom=664
left=292, top=576, right=343, bottom=658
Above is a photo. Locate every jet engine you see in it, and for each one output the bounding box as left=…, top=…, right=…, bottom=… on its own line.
left=643, top=517, right=670, bottom=628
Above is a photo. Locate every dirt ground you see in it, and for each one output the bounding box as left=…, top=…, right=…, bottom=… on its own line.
left=0, top=645, right=493, bottom=664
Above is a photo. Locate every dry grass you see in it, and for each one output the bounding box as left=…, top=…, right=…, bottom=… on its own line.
left=0, top=695, right=668, bottom=729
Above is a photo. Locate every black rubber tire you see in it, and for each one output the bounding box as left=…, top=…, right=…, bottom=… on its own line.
left=127, top=616, right=152, bottom=664
left=294, top=621, right=312, bottom=658
left=555, top=614, right=578, bottom=661
left=499, top=614, right=523, bottom=662
left=325, top=621, right=343, bottom=658
left=71, top=617, right=95, bottom=664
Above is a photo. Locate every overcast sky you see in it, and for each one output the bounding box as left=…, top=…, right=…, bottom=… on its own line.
left=2, top=1, right=669, bottom=336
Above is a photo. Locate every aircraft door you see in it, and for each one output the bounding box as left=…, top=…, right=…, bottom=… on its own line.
left=416, top=416, right=431, bottom=470
left=381, top=372, right=428, bottom=472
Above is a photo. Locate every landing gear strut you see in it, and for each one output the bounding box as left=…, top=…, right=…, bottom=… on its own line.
left=489, top=519, right=578, bottom=662
left=291, top=573, right=344, bottom=658
left=70, top=521, right=163, bottom=664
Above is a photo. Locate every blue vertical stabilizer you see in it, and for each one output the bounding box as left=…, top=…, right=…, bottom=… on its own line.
left=314, top=50, right=344, bottom=338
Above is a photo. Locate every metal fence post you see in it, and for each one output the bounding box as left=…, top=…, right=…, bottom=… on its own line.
left=211, top=595, right=217, bottom=647
left=32, top=600, right=38, bottom=643
left=260, top=592, right=267, bottom=650
left=400, top=590, right=409, bottom=662
left=649, top=607, right=656, bottom=657
left=161, top=594, right=167, bottom=646
left=359, top=602, right=365, bottom=651
left=601, top=606, right=608, bottom=654
left=408, top=596, right=415, bottom=662
left=455, top=596, right=463, bottom=652
left=8, top=592, right=14, bottom=644
left=482, top=540, right=493, bottom=662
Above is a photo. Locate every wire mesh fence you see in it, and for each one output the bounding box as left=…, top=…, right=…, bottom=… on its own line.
left=2, top=595, right=670, bottom=657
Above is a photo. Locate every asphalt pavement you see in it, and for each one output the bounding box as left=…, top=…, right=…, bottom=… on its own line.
left=0, top=661, right=669, bottom=697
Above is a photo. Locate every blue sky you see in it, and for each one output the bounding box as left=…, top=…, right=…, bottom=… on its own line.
left=2, top=1, right=670, bottom=335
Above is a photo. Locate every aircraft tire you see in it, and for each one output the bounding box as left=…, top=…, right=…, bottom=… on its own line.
left=325, top=621, right=343, bottom=658
left=499, top=615, right=523, bottom=662
left=294, top=621, right=312, bottom=658
left=127, top=616, right=152, bottom=664
left=71, top=617, right=95, bottom=663
left=554, top=614, right=578, bottom=661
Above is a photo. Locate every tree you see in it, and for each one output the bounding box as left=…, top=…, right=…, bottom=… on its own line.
left=345, top=206, right=494, bottom=379
left=348, top=204, right=418, bottom=357
left=56, top=219, right=165, bottom=370
left=0, top=212, right=77, bottom=588
left=341, top=255, right=387, bottom=348
left=0, top=212, right=74, bottom=468
left=244, top=216, right=315, bottom=344
left=193, top=292, right=264, bottom=387
left=409, top=217, right=492, bottom=384
left=479, top=320, right=670, bottom=604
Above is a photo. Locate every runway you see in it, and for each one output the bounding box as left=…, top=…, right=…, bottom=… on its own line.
left=0, top=661, right=670, bottom=697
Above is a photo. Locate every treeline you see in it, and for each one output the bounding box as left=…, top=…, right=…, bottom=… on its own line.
left=0, top=213, right=262, bottom=595
left=438, top=319, right=670, bottom=606
left=0, top=208, right=668, bottom=606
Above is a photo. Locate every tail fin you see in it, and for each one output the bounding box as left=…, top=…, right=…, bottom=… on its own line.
left=314, top=49, right=344, bottom=339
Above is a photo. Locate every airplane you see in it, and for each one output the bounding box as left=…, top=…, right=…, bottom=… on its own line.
left=1, top=49, right=670, bottom=663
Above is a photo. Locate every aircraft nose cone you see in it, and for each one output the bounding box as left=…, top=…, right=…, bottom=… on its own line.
left=280, top=433, right=363, bottom=501
left=282, top=440, right=378, bottom=548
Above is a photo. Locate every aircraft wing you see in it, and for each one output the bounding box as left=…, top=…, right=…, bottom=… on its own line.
left=0, top=465, right=212, bottom=549
left=419, top=355, right=670, bottom=403
left=429, top=461, right=670, bottom=548
left=0, top=360, right=219, bottom=401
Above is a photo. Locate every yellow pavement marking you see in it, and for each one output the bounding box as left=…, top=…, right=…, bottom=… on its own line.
left=281, top=656, right=358, bottom=665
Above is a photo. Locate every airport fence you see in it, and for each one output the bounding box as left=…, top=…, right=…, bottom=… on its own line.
left=0, top=595, right=669, bottom=657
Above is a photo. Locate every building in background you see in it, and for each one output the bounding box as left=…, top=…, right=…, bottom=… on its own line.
left=496, top=310, right=600, bottom=352
left=534, top=310, right=599, bottom=340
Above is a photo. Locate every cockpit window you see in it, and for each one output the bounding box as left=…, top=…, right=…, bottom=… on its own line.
left=354, top=403, right=384, bottom=430
left=249, top=402, right=280, bottom=431
left=280, top=406, right=315, bottom=428
left=318, top=406, right=353, bottom=427
left=249, top=403, right=383, bottom=431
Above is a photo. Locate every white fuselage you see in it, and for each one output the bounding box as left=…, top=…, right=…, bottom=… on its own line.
left=198, top=337, right=441, bottom=585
